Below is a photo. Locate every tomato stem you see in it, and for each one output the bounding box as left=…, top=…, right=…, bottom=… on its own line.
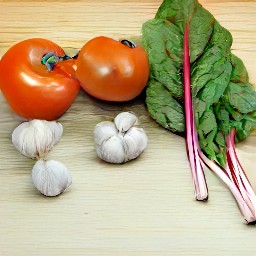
left=41, top=52, right=77, bottom=71
left=41, top=52, right=60, bottom=71
left=120, top=39, right=136, bottom=48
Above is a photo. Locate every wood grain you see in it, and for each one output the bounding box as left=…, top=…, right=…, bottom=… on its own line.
left=0, top=1, right=256, bottom=255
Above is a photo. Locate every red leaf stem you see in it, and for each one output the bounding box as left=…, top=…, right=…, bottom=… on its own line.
left=200, top=129, right=256, bottom=224
left=183, top=23, right=208, bottom=201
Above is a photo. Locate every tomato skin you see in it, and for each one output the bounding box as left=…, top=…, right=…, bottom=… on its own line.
left=55, top=58, right=77, bottom=78
left=0, top=38, right=80, bottom=120
left=76, top=36, right=149, bottom=102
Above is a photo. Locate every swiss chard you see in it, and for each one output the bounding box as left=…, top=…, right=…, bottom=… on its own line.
left=142, top=0, right=256, bottom=223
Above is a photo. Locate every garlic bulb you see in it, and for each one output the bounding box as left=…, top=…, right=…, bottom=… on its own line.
left=32, top=159, right=72, bottom=197
left=94, top=112, right=148, bottom=163
left=12, top=119, right=63, bottom=158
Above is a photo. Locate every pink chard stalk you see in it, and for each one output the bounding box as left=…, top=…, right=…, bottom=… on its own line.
left=183, top=23, right=208, bottom=201
left=200, top=129, right=256, bottom=224
left=184, top=23, right=256, bottom=224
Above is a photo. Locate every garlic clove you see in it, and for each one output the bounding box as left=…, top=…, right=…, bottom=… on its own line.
left=12, top=119, right=63, bottom=158
left=97, top=135, right=126, bottom=163
left=114, top=112, right=138, bottom=133
left=32, top=159, right=72, bottom=197
left=94, top=121, right=118, bottom=146
left=123, top=127, right=148, bottom=161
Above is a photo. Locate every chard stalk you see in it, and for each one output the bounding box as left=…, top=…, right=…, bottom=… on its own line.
left=183, top=23, right=208, bottom=201
left=183, top=23, right=256, bottom=223
left=226, top=129, right=256, bottom=223
left=200, top=129, right=256, bottom=224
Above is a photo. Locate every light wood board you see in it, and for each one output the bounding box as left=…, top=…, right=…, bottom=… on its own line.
left=0, top=1, right=256, bottom=255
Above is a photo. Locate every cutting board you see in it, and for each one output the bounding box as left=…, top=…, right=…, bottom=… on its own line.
left=0, top=1, right=256, bottom=255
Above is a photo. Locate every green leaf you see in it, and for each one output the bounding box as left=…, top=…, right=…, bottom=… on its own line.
left=191, top=21, right=233, bottom=99
left=156, top=0, right=197, bottom=28
left=142, top=19, right=183, bottom=100
left=226, top=82, right=256, bottom=114
left=189, top=4, right=215, bottom=62
left=197, top=59, right=232, bottom=108
left=146, top=79, right=185, bottom=132
left=215, top=131, right=225, bottom=147
left=230, top=54, right=249, bottom=83
left=198, top=109, right=217, bottom=135
left=193, top=98, right=207, bottom=120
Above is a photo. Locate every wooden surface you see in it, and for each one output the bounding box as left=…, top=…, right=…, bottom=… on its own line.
left=0, top=1, right=256, bottom=255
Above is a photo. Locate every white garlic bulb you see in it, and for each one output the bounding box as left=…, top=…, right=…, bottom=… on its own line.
left=94, top=112, right=148, bottom=163
left=32, top=159, right=72, bottom=197
left=12, top=119, right=63, bottom=158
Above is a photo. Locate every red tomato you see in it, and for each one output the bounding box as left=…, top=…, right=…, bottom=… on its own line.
left=76, top=36, right=149, bottom=102
left=54, top=58, right=77, bottom=79
left=0, top=38, right=80, bottom=120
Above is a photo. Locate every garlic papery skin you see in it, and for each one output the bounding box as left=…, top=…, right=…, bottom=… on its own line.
left=12, top=119, right=63, bottom=158
left=94, top=112, right=148, bottom=164
left=122, top=127, right=148, bottom=162
left=94, top=121, right=118, bottom=146
left=114, top=112, right=138, bottom=132
left=32, top=159, right=72, bottom=197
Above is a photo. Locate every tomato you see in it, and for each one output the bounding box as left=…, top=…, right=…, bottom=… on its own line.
left=0, top=38, right=80, bottom=120
left=55, top=58, right=77, bottom=79
left=76, top=36, right=149, bottom=102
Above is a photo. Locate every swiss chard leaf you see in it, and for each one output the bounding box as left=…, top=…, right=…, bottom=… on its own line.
left=146, top=79, right=185, bottom=132
left=142, top=0, right=256, bottom=167
left=226, top=82, right=256, bottom=114
left=143, top=19, right=184, bottom=100
left=230, top=54, right=249, bottom=83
